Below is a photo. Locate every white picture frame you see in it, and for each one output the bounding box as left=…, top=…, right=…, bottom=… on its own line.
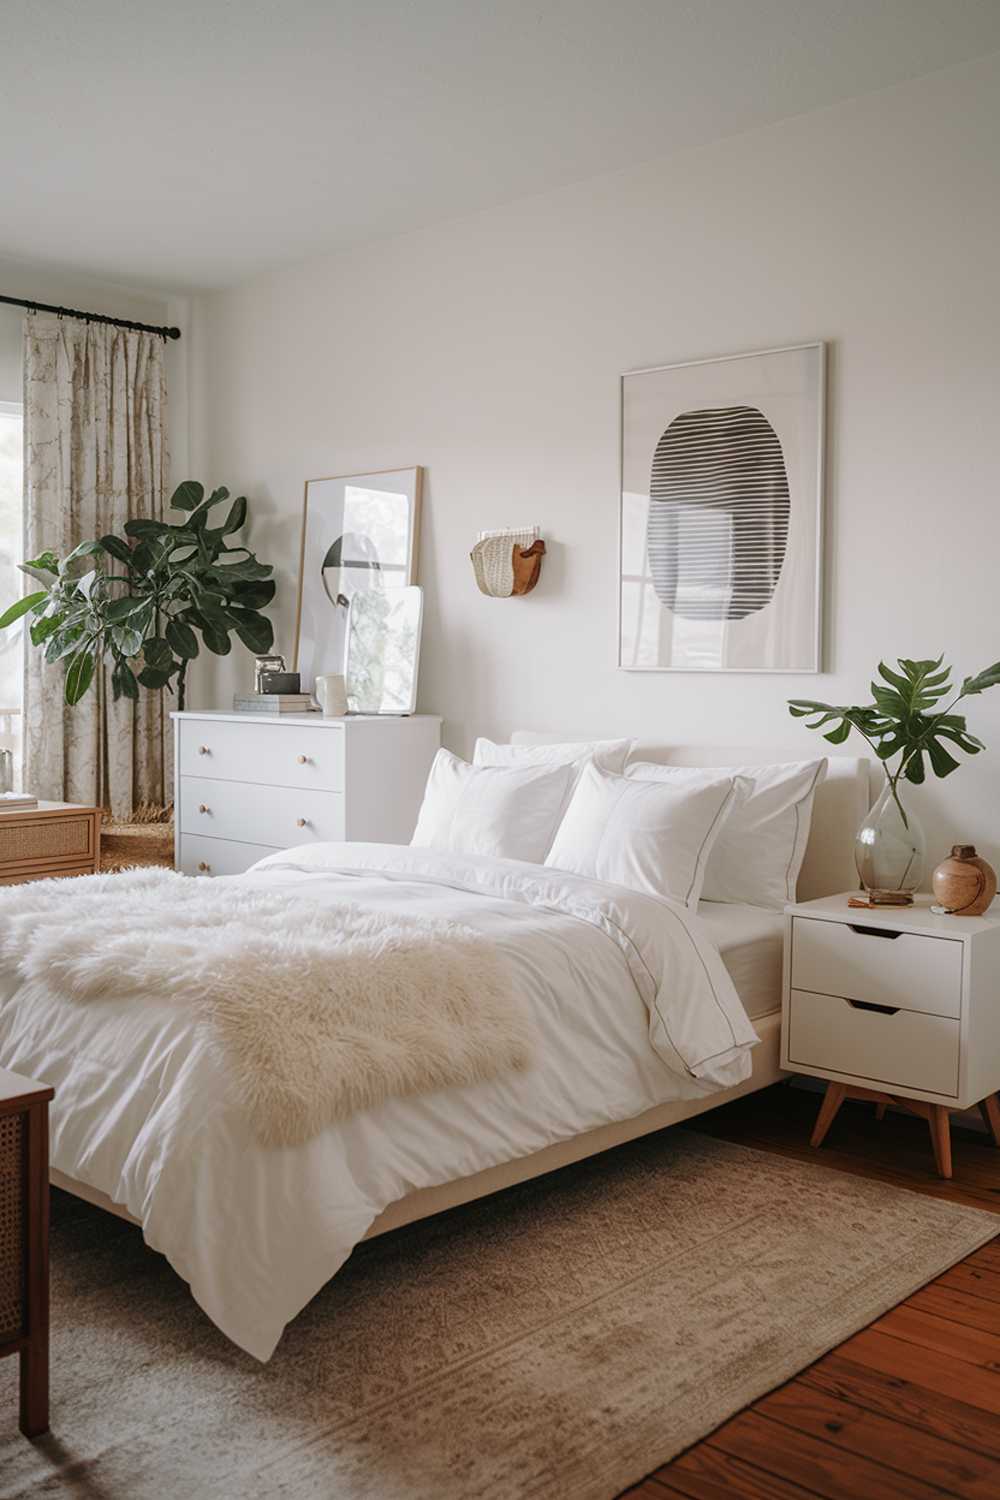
left=619, top=342, right=825, bottom=673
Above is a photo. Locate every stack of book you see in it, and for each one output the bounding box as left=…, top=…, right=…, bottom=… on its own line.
left=0, top=792, right=38, bottom=810
left=232, top=693, right=318, bottom=715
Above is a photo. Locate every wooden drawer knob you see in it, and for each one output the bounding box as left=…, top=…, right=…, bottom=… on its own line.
left=197, top=861, right=211, bottom=873
left=296, top=818, right=308, bottom=828
left=198, top=804, right=210, bottom=815
left=198, top=745, right=211, bottom=756
left=296, top=754, right=309, bottom=765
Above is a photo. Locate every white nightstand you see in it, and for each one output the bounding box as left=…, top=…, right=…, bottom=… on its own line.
left=781, top=893, right=1000, bottom=1179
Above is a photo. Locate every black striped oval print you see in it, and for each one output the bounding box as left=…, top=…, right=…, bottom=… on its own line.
left=646, top=405, right=789, bottom=620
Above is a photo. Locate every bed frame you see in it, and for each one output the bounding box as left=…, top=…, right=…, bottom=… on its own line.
left=50, top=739, right=871, bottom=1240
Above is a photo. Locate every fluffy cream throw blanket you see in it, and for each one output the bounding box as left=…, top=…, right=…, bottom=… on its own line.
left=0, top=867, right=536, bottom=1147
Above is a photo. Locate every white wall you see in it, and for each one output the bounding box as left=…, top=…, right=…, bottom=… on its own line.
left=194, top=52, right=1000, bottom=872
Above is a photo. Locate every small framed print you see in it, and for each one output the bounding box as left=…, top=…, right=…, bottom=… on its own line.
left=619, top=342, right=825, bottom=673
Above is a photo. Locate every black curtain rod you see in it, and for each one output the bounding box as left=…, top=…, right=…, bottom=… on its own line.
left=0, top=293, right=180, bottom=341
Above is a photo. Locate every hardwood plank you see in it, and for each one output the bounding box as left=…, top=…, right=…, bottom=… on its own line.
left=660, top=1440, right=816, bottom=1500
left=910, top=1280, right=1000, bottom=1336
left=870, top=1303, right=1000, bottom=1367
left=942, top=1262, right=1000, bottom=1307
left=757, top=1375, right=1000, bottom=1496
left=972, top=1241, right=1000, bottom=1274
left=803, top=1352, right=1000, bottom=1463
left=842, top=1328, right=1000, bottom=1415
left=707, top=1409, right=948, bottom=1500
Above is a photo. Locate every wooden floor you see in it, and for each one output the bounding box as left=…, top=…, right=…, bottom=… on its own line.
left=622, top=1083, right=1000, bottom=1500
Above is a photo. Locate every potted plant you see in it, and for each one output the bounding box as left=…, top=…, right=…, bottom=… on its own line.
left=789, top=655, right=1000, bottom=904
left=0, top=481, right=275, bottom=712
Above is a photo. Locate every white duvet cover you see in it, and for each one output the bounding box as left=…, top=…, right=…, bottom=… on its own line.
left=0, top=843, right=758, bottom=1360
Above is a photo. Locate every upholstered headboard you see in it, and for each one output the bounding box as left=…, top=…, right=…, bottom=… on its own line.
left=510, top=732, right=872, bottom=901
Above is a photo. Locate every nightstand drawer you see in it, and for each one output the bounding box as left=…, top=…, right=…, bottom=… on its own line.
left=788, top=987, right=960, bottom=1097
left=791, top=916, right=962, bottom=1019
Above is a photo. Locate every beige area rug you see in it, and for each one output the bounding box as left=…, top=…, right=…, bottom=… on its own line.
left=0, top=1131, right=996, bottom=1500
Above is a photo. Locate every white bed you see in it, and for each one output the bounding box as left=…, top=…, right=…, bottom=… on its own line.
left=0, top=740, right=869, bottom=1360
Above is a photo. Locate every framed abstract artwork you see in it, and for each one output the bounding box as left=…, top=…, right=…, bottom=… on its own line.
left=294, top=466, right=422, bottom=691
left=619, top=343, right=825, bottom=673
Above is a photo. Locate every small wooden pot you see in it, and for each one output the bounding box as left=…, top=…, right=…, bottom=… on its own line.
left=932, top=844, right=997, bottom=916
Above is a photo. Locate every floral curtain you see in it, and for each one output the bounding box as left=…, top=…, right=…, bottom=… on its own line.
left=22, top=314, right=169, bottom=819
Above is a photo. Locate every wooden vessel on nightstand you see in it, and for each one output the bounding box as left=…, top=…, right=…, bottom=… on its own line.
left=0, top=802, right=101, bottom=886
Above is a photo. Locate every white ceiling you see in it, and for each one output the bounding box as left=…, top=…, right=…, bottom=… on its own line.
left=3, top=0, right=1000, bottom=292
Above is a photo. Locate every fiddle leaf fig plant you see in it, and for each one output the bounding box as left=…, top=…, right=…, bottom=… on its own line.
left=789, top=654, right=1000, bottom=826
left=0, top=482, right=275, bottom=711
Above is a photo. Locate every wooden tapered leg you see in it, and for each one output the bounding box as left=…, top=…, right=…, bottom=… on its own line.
left=875, top=1103, right=887, bottom=1121
left=811, top=1083, right=847, bottom=1149
left=929, top=1105, right=953, bottom=1180
left=978, top=1093, right=1000, bottom=1148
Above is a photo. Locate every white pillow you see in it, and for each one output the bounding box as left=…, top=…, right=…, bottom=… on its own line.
left=411, top=749, right=574, bottom=864
left=544, top=762, right=745, bottom=907
left=473, top=737, right=632, bottom=779
left=625, top=759, right=827, bottom=910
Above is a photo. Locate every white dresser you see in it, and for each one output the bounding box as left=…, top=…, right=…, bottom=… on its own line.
left=172, top=711, right=441, bottom=877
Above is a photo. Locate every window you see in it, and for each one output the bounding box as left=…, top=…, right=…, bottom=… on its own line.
left=0, top=400, right=24, bottom=781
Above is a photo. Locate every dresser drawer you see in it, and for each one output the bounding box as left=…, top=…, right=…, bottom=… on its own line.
left=178, top=719, right=344, bottom=791
left=791, top=916, right=962, bottom=1019
left=179, top=778, right=345, bottom=847
left=787, top=987, right=960, bottom=1097
left=178, top=833, right=280, bottom=878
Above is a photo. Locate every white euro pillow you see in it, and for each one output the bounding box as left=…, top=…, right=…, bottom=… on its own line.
left=411, top=749, right=574, bottom=864
left=544, top=762, right=745, bottom=908
left=625, top=758, right=827, bottom=910
left=473, top=737, right=632, bottom=779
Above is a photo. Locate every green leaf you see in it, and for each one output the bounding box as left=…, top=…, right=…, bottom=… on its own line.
left=22, top=551, right=59, bottom=576
left=202, top=626, right=232, bottom=655
left=170, top=480, right=205, bottom=513
left=137, top=665, right=175, bottom=689
left=823, top=720, right=852, bottom=745
left=232, top=579, right=276, bottom=609
left=143, top=636, right=173, bottom=668
left=230, top=609, right=274, bottom=653
left=0, top=590, right=48, bottom=629
left=61, top=539, right=105, bottom=570
left=111, top=659, right=140, bottom=701
left=105, top=595, right=148, bottom=623
left=208, top=557, right=273, bottom=584
left=124, top=518, right=172, bottom=541
left=221, top=496, right=247, bottom=536
left=904, top=751, right=926, bottom=785
left=962, top=661, right=1000, bottom=696
left=65, top=649, right=96, bottom=705
left=100, top=534, right=133, bottom=565
left=926, top=738, right=961, bottom=778
left=166, top=619, right=199, bottom=659
left=111, top=624, right=145, bottom=657
left=45, top=625, right=86, bottom=664
left=29, top=613, right=63, bottom=647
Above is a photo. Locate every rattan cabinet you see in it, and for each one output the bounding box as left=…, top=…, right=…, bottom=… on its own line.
left=0, top=802, right=101, bottom=885
left=0, top=1067, right=53, bottom=1437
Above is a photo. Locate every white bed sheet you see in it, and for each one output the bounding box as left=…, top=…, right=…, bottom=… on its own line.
left=694, top=903, right=784, bottom=1021
left=0, top=844, right=758, bottom=1361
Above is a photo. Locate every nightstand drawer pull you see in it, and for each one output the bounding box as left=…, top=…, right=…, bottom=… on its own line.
left=846, top=998, right=900, bottom=1016
left=848, top=924, right=901, bottom=940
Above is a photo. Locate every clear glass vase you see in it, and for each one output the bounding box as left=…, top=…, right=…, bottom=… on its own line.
left=854, top=777, right=925, bottom=905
